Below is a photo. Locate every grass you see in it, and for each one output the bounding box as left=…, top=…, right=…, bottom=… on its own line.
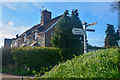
left=42, top=48, right=120, bottom=78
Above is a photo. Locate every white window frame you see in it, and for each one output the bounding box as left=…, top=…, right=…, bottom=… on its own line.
left=15, top=42, right=17, bottom=46
left=35, top=32, right=37, bottom=40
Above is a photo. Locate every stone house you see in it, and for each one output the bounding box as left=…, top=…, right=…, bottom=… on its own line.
left=10, top=9, right=62, bottom=47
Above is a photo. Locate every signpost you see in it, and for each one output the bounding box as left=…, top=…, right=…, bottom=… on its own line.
left=72, top=22, right=97, bottom=54
left=72, top=28, right=85, bottom=35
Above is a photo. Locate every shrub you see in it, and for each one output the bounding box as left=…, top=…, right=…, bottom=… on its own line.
left=11, top=47, right=83, bottom=75
left=11, top=47, right=61, bottom=74
left=2, top=47, right=15, bottom=65
left=2, top=46, right=15, bottom=73
left=42, top=48, right=119, bottom=78
left=13, top=66, right=30, bottom=76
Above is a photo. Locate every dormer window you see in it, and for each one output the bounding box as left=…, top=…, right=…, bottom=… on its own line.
left=24, top=35, right=26, bottom=42
left=32, top=30, right=38, bottom=40
left=35, top=32, right=37, bottom=40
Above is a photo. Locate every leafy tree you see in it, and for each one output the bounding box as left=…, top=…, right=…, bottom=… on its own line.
left=111, top=1, right=120, bottom=14
left=51, top=9, right=83, bottom=54
left=104, top=24, right=119, bottom=47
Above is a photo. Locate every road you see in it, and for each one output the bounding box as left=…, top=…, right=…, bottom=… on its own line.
left=0, top=73, right=38, bottom=80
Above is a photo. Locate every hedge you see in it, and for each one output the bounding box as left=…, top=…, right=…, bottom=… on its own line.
left=11, top=47, right=82, bottom=75
left=42, top=48, right=120, bottom=78
left=11, top=47, right=60, bottom=71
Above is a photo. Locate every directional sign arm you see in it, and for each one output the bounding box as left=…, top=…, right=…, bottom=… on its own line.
left=72, top=28, right=85, bottom=35
left=87, top=29, right=95, bottom=32
left=87, top=22, right=97, bottom=27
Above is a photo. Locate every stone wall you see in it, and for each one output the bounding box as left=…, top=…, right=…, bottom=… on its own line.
left=38, top=33, right=44, bottom=47
left=45, top=26, right=56, bottom=47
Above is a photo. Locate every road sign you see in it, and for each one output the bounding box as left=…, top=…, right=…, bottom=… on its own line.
left=72, top=28, right=85, bottom=35
left=87, top=22, right=97, bottom=27
left=72, top=21, right=97, bottom=54
left=87, top=29, right=95, bottom=32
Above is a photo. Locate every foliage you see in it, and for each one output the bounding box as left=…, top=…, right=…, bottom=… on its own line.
left=13, top=66, right=30, bottom=76
left=2, top=46, right=15, bottom=74
left=104, top=24, right=119, bottom=47
left=110, top=1, right=120, bottom=14
left=11, top=47, right=60, bottom=72
left=11, top=47, right=84, bottom=76
left=42, top=48, right=119, bottom=78
left=51, top=10, right=83, bottom=50
left=2, top=46, right=15, bottom=65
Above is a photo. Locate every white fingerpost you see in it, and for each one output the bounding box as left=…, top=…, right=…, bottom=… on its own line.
left=83, top=22, right=87, bottom=54
left=72, top=22, right=96, bottom=54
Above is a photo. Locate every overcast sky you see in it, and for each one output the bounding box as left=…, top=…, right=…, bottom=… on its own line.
left=0, top=1, right=118, bottom=48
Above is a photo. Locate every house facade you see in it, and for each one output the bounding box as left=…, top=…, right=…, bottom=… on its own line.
left=10, top=9, right=62, bottom=48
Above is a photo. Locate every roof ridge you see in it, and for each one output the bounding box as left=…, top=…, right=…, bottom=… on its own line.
left=17, top=14, right=63, bottom=39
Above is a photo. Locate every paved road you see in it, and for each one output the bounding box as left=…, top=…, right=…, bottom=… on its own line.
left=1, top=73, right=37, bottom=80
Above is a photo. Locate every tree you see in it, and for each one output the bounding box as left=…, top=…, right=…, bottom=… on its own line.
left=104, top=24, right=118, bottom=47
left=110, top=1, right=120, bottom=14
left=51, top=9, right=83, bottom=53
left=110, top=1, right=120, bottom=47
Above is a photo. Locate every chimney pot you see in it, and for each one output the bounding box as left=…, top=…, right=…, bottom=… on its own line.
left=41, top=10, right=51, bottom=25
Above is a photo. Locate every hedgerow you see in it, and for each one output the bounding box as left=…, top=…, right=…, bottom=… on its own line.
left=11, top=47, right=60, bottom=72
left=11, top=47, right=81, bottom=75
left=42, top=48, right=120, bottom=78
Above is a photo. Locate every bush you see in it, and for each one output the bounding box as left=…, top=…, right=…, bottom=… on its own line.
left=11, top=47, right=83, bottom=75
left=2, top=46, right=15, bottom=73
left=2, top=47, right=15, bottom=65
left=11, top=47, right=61, bottom=74
left=42, top=48, right=119, bottom=78
left=13, top=66, right=30, bottom=76
left=59, top=48, right=83, bottom=62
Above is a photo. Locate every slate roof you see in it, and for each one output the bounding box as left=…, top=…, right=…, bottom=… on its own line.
left=17, top=15, right=62, bottom=39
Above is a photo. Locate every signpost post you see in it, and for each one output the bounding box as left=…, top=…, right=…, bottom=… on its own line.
left=83, top=22, right=87, bottom=54
left=72, top=22, right=97, bottom=54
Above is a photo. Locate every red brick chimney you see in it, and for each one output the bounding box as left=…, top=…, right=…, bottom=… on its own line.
left=41, top=9, right=51, bottom=25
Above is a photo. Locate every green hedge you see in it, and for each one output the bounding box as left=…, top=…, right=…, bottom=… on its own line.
left=11, top=47, right=60, bottom=71
left=11, top=47, right=83, bottom=75
left=42, top=48, right=119, bottom=78
left=2, top=47, right=15, bottom=65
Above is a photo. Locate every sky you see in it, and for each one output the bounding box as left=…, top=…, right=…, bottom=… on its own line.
left=0, top=2, right=118, bottom=48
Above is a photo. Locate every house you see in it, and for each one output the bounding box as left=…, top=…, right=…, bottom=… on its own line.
left=10, top=9, right=62, bottom=48
left=4, top=38, right=15, bottom=48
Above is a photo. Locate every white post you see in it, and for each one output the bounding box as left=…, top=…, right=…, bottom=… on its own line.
left=83, top=22, right=87, bottom=54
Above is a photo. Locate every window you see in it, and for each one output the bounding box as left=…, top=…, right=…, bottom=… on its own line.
left=24, top=35, right=26, bottom=42
left=35, top=32, right=37, bottom=40
left=11, top=44, right=12, bottom=47
left=15, top=42, right=17, bottom=46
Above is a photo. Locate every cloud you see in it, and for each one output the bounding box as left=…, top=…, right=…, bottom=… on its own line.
left=32, top=2, right=44, bottom=10
left=8, top=21, right=13, bottom=26
left=3, top=3, right=17, bottom=10
left=0, top=21, right=30, bottom=47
